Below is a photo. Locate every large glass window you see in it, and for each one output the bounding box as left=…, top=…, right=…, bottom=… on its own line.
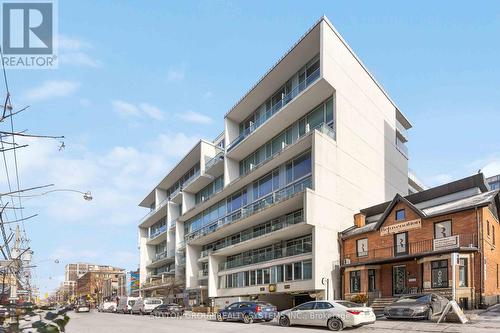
left=356, top=238, right=368, bottom=257
left=431, top=260, right=448, bottom=288
left=293, top=262, right=302, bottom=280
left=303, top=260, right=312, bottom=280
left=285, top=264, right=293, bottom=281
left=350, top=271, right=361, bottom=293
left=368, top=269, right=376, bottom=292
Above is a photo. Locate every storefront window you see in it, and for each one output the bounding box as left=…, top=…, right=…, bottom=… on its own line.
left=350, top=270, right=361, bottom=293
left=459, top=258, right=468, bottom=287
left=431, top=260, right=448, bottom=288
left=434, top=220, right=452, bottom=239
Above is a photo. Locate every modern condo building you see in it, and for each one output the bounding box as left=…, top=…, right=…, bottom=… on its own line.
left=137, top=16, right=413, bottom=309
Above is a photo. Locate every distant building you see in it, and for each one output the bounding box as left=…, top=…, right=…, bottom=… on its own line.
left=75, top=267, right=124, bottom=305
left=486, top=174, right=500, bottom=190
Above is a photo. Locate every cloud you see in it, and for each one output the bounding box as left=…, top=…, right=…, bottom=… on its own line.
left=176, top=110, right=213, bottom=124
left=57, top=35, right=101, bottom=67
left=426, top=173, right=454, bottom=187
left=202, top=91, right=213, bottom=99
left=167, top=64, right=186, bottom=82
left=112, top=100, right=166, bottom=120
left=482, top=160, right=500, bottom=178
left=24, top=80, right=80, bottom=101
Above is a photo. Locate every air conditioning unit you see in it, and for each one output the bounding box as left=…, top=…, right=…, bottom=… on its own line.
left=343, top=258, right=351, bottom=265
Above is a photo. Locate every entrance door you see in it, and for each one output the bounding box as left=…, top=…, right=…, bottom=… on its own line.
left=393, top=265, right=406, bottom=295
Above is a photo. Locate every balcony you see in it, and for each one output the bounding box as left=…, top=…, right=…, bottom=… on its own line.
left=396, top=121, right=408, bottom=142
left=396, top=137, right=409, bottom=159
left=169, top=186, right=183, bottom=204
left=342, top=234, right=478, bottom=266
left=198, top=270, right=208, bottom=279
left=185, top=176, right=312, bottom=244
left=147, top=251, right=175, bottom=268
left=219, top=242, right=312, bottom=271
left=146, top=225, right=168, bottom=245
left=139, top=197, right=168, bottom=228
left=205, top=151, right=224, bottom=177
left=168, top=219, right=176, bottom=230
left=227, top=67, right=320, bottom=152
left=182, top=170, right=214, bottom=194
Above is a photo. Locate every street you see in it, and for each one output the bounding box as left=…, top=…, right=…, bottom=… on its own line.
left=66, top=307, right=500, bottom=333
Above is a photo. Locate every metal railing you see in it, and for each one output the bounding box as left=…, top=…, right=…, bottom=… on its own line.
left=185, top=176, right=312, bottom=243
left=198, top=270, right=209, bottom=279
left=205, top=151, right=224, bottom=171
left=396, top=137, right=408, bottom=159
left=219, top=242, right=312, bottom=271
left=396, top=121, right=408, bottom=140
left=182, top=170, right=202, bottom=189
left=342, top=233, right=478, bottom=265
left=227, top=67, right=321, bottom=151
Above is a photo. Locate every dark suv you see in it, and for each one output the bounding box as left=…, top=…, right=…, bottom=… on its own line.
left=216, top=301, right=277, bottom=324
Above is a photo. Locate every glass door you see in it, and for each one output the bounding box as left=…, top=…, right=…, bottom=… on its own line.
left=393, top=265, right=406, bottom=295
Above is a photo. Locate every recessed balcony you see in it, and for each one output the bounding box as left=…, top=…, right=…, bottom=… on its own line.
left=138, top=198, right=168, bottom=228
left=146, top=251, right=175, bottom=269
left=204, top=151, right=224, bottom=178
left=146, top=226, right=168, bottom=245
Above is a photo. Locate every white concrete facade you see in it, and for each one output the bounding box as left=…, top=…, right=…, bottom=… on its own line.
left=137, top=16, right=412, bottom=307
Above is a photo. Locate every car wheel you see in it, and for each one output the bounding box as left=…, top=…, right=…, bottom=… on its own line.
left=427, top=308, right=433, bottom=321
left=279, top=315, right=290, bottom=327
left=327, top=318, right=343, bottom=331
left=243, top=314, right=253, bottom=324
left=216, top=313, right=224, bottom=322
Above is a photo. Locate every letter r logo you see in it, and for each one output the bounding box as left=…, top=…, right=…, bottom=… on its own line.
left=2, top=2, right=53, bottom=54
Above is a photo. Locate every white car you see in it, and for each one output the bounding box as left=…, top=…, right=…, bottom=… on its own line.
left=98, top=301, right=117, bottom=313
left=75, top=304, right=90, bottom=313
left=278, top=300, right=376, bottom=331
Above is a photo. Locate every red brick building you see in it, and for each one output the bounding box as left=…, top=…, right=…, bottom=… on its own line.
left=340, top=174, right=500, bottom=309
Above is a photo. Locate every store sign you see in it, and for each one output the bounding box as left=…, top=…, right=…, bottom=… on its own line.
left=380, top=219, right=421, bottom=236
left=433, top=235, right=460, bottom=251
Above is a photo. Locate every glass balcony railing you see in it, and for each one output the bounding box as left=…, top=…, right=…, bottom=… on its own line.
left=149, top=225, right=167, bottom=239
left=396, top=138, right=408, bottom=159
left=396, top=121, right=408, bottom=140
left=227, top=67, right=321, bottom=151
left=182, top=170, right=201, bottom=189
left=205, top=151, right=224, bottom=171
left=152, top=251, right=174, bottom=263
left=200, top=211, right=304, bottom=256
left=198, top=270, right=209, bottom=279
left=139, top=197, right=168, bottom=225
left=219, top=242, right=312, bottom=271
left=185, top=176, right=312, bottom=243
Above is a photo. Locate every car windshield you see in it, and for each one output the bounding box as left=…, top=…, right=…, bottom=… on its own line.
left=335, top=301, right=360, bottom=308
left=396, top=295, right=430, bottom=303
left=128, top=300, right=136, bottom=306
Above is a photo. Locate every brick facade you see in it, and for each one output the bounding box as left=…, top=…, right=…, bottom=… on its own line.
left=341, top=200, right=500, bottom=309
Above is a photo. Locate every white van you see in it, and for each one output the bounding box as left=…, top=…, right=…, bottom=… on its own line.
left=116, top=297, right=139, bottom=314
left=131, top=298, right=163, bottom=315
left=99, top=301, right=117, bottom=313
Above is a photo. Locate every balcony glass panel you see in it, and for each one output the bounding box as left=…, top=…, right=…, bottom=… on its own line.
left=227, top=56, right=321, bottom=151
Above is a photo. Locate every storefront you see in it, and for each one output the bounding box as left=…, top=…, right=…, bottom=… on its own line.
left=340, top=175, right=500, bottom=309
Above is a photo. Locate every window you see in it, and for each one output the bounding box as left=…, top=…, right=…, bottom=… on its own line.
left=276, top=265, right=284, bottom=283
left=493, top=226, right=496, bottom=245
left=356, top=238, right=368, bottom=257
left=285, top=263, right=293, bottom=281
left=368, top=269, right=376, bottom=292
left=293, top=262, right=302, bottom=280
left=434, top=220, right=452, bottom=239
left=394, top=232, right=408, bottom=256
left=487, top=220, right=490, bottom=236
left=249, top=270, right=256, bottom=286
left=459, top=258, right=468, bottom=287
left=350, top=271, right=361, bottom=293
left=263, top=268, right=270, bottom=284
left=303, top=260, right=312, bottom=280
left=395, top=209, right=405, bottom=221
left=295, top=302, right=315, bottom=310
left=431, top=260, right=448, bottom=288
left=314, top=302, right=333, bottom=309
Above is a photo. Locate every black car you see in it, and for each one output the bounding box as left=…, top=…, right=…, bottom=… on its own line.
left=151, top=303, right=184, bottom=317
left=384, top=293, right=449, bottom=320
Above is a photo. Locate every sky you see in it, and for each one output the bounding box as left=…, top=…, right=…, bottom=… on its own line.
left=0, top=0, right=498, bottom=296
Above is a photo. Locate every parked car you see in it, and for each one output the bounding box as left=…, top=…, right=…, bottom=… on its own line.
left=116, top=297, right=139, bottom=314
left=278, top=300, right=375, bottom=331
left=75, top=304, right=90, bottom=313
left=98, top=301, right=117, bottom=313
left=131, top=298, right=163, bottom=315
left=0, top=306, right=10, bottom=323
left=151, top=303, right=185, bottom=317
left=384, top=293, right=449, bottom=320
left=216, top=301, right=277, bottom=324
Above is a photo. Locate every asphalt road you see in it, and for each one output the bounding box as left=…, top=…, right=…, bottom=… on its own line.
left=66, top=308, right=500, bottom=333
